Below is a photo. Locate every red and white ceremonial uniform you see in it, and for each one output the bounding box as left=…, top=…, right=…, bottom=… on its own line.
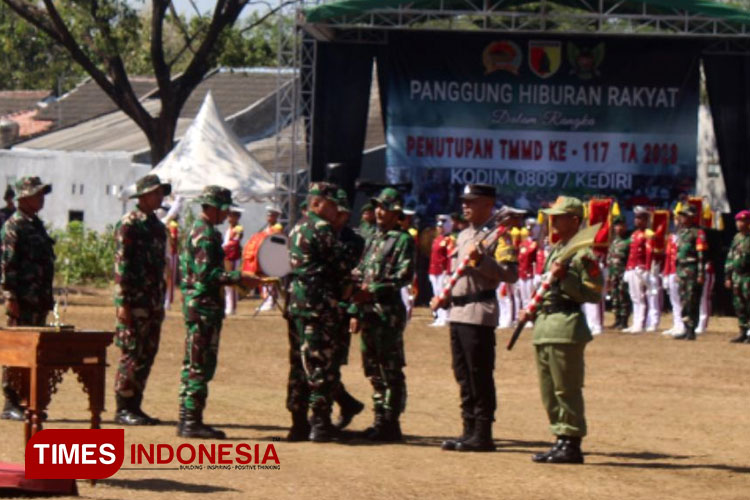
left=429, top=233, right=451, bottom=325
left=625, top=228, right=649, bottom=332
left=663, top=233, right=684, bottom=335
left=515, top=237, right=538, bottom=313
left=645, top=235, right=664, bottom=331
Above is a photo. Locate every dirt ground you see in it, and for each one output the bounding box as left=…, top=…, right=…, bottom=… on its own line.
left=1, top=288, right=749, bottom=499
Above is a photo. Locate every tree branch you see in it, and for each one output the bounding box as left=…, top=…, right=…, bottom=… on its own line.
left=167, top=0, right=197, bottom=58
left=239, top=0, right=296, bottom=34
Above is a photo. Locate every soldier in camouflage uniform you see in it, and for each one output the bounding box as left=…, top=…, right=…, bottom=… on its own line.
left=673, top=206, right=706, bottom=341
left=286, top=182, right=345, bottom=442
left=349, top=187, right=415, bottom=442
left=725, top=210, right=750, bottom=344
left=331, top=188, right=365, bottom=429
left=113, top=174, right=171, bottom=426
left=178, top=186, right=257, bottom=439
left=519, top=197, right=604, bottom=464
left=358, top=202, right=376, bottom=241
left=1, top=177, right=54, bottom=421
left=606, top=215, right=630, bottom=329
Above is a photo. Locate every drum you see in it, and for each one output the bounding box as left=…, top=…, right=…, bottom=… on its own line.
left=242, top=231, right=291, bottom=278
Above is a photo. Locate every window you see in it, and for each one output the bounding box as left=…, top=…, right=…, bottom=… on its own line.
left=68, top=210, right=83, bottom=222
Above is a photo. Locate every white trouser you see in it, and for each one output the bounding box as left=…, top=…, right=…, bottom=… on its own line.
left=583, top=264, right=606, bottom=333
left=164, top=253, right=178, bottom=310
left=516, top=277, right=535, bottom=311
left=401, top=286, right=413, bottom=320
left=224, top=260, right=238, bottom=315
left=666, top=273, right=684, bottom=332
left=497, top=282, right=516, bottom=328
left=429, top=273, right=449, bottom=323
left=646, top=270, right=663, bottom=330
left=626, top=268, right=647, bottom=330
left=698, top=270, right=715, bottom=331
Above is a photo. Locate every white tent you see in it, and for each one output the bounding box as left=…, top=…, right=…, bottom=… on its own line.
left=145, top=91, right=279, bottom=202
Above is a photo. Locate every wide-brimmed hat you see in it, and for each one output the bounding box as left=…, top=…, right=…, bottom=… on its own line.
left=371, top=187, right=403, bottom=212
left=542, top=196, right=584, bottom=218
left=194, top=185, right=236, bottom=210
left=129, top=174, right=171, bottom=199
left=15, top=176, right=52, bottom=200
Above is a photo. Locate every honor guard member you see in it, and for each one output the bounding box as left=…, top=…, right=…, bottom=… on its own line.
left=349, top=187, right=415, bottom=442
left=434, top=184, right=518, bottom=452
left=113, top=174, right=171, bottom=426
left=178, top=186, right=257, bottom=438
left=624, top=207, right=650, bottom=333
left=286, top=182, right=346, bottom=442
left=673, top=205, right=707, bottom=341
left=331, top=188, right=366, bottom=429
left=519, top=196, right=604, bottom=464
left=662, top=228, right=684, bottom=336
left=606, top=215, right=630, bottom=329
left=726, top=210, right=750, bottom=343
left=1, top=177, right=55, bottom=421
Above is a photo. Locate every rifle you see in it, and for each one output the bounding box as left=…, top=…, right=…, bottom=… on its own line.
left=506, top=223, right=601, bottom=351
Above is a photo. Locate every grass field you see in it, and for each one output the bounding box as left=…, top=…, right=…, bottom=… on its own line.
left=1, top=288, right=749, bottom=499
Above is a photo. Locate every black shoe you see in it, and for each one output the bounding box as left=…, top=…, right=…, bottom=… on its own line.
left=730, top=328, right=748, bottom=344
left=544, top=437, right=584, bottom=464
left=456, top=419, right=495, bottom=452
left=532, top=437, right=565, bottom=462
left=133, top=408, right=161, bottom=425
left=1, top=399, right=24, bottom=421
left=368, top=415, right=403, bottom=443
left=334, top=393, right=364, bottom=430
left=177, top=409, right=225, bottom=439
left=309, top=411, right=338, bottom=443
left=115, top=409, right=153, bottom=426
left=362, top=409, right=386, bottom=439
left=674, top=327, right=696, bottom=341
left=286, top=410, right=310, bottom=442
left=441, top=418, right=475, bottom=451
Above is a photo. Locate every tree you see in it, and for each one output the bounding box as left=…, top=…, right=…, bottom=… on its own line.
left=1, top=0, right=293, bottom=164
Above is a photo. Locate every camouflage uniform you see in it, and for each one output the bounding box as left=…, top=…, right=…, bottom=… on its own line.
left=725, top=228, right=750, bottom=340
left=350, top=188, right=415, bottom=429
left=1, top=177, right=54, bottom=420
left=286, top=184, right=346, bottom=418
left=113, top=174, right=170, bottom=417
left=178, top=187, right=241, bottom=416
left=606, top=230, right=631, bottom=327
left=675, top=223, right=706, bottom=333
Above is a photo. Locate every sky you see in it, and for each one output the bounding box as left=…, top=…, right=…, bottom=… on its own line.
left=166, top=0, right=266, bottom=17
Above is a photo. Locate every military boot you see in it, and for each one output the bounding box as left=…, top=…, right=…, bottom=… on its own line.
left=1, top=388, right=24, bottom=421
left=115, top=395, right=152, bottom=426
left=544, top=436, right=584, bottom=464
left=730, top=328, right=748, bottom=344
left=286, top=410, right=310, bottom=442
left=334, top=390, right=365, bottom=430
left=131, top=393, right=160, bottom=425
left=532, top=437, right=565, bottom=462
left=456, top=419, right=495, bottom=452
left=368, top=410, right=403, bottom=442
left=176, top=405, right=187, bottom=435
left=674, top=326, right=696, bottom=341
left=363, top=407, right=385, bottom=439
left=178, top=408, right=226, bottom=439
left=309, top=410, right=338, bottom=443
left=441, top=418, right=475, bottom=451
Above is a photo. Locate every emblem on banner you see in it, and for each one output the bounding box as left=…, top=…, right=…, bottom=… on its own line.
left=528, top=41, right=561, bottom=79
left=567, top=42, right=605, bottom=80
left=482, top=41, right=522, bottom=75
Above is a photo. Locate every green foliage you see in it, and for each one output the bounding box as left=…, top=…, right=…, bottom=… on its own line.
left=52, top=221, right=115, bottom=286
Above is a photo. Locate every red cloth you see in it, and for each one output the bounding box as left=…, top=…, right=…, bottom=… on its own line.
left=518, top=239, right=538, bottom=280
left=626, top=229, right=649, bottom=270
left=429, top=234, right=450, bottom=275
left=664, top=234, right=677, bottom=276
left=535, top=244, right=546, bottom=276
left=0, top=462, right=77, bottom=495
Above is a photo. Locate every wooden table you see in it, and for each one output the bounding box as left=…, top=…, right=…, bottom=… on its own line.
left=0, top=328, right=114, bottom=444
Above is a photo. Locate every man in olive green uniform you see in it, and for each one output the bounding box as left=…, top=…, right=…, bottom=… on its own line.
left=1, top=177, right=55, bottom=421
left=350, top=187, right=415, bottom=442
left=673, top=206, right=706, bottom=341
left=286, top=182, right=346, bottom=442
left=178, top=186, right=256, bottom=439
left=113, top=174, right=171, bottom=426
left=726, top=210, right=750, bottom=343
left=358, top=202, right=376, bottom=241
left=606, top=216, right=630, bottom=329
left=520, top=196, right=603, bottom=464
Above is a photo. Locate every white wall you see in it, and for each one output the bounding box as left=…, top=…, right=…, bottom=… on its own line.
left=1, top=148, right=150, bottom=232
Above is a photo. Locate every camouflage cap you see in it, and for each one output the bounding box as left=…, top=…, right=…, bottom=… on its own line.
left=15, top=176, right=51, bottom=200
left=361, top=202, right=374, bottom=212
left=308, top=182, right=338, bottom=202
left=612, top=215, right=626, bottom=225
left=542, top=196, right=584, bottom=218
left=194, top=185, right=236, bottom=210
left=371, top=187, right=403, bottom=212
left=335, top=188, right=350, bottom=212
left=129, top=174, right=171, bottom=199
